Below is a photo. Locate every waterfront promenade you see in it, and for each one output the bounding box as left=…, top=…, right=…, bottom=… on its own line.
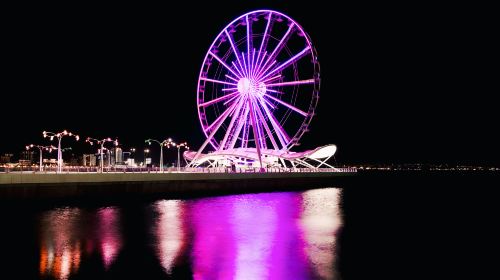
left=0, top=168, right=356, bottom=199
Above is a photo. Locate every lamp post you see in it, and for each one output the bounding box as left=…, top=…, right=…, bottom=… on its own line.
left=166, top=139, right=189, bottom=171
left=85, top=137, right=118, bottom=173
left=43, top=130, right=79, bottom=173
left=145, top=139, right=173, bottom=172
left=25, top=144, right=56, bottom=172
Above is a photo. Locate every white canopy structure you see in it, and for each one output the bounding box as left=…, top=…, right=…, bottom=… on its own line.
left=185, top=145, right=338, bottom=170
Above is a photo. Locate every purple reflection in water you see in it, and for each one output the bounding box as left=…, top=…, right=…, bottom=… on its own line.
left=97, top=207, right=122, bottom=270
left=189, top=192, right=323, bottom=280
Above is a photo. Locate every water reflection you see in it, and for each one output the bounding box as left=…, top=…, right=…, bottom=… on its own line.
left=154, top=200, right=186, bottom=273
left=301, top=188, right=343, bottom=280
left=97, top=207, right=122, bottom=270
left=189, top=192, right=327, bottom=280
left=38, top=206, right=122, bottom=279
left=36, top=188, right=342, bottom=279
left=39, top=208, right=82, bottom=280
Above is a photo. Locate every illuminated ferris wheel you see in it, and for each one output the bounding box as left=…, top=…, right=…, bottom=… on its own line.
left=187, top=10, right=336, bottom=169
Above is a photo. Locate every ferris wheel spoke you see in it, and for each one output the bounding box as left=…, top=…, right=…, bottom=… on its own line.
left=259, top=98, right=290, bottom=148
left=241, top=52, right=250, bottom=77
left=253, top=50, right=268, bottom=79
left=200, top=77, right=237, bottom=87
left=260, top=74, right=281, bottom=84
left=241, top=113, right=249, bottom=148
left=250, top=49, right=256, bottom=79
left=220, top=96, right=247, bottom=149
left=209, top=51, right=241, bottom=79
left=252, top=96, right=280, bottom=150
left=192, top=99, right=240, bottom=163
left=225, top=74, right=239, bottom=83
left=228, top=103, right=249, bottom=149
left=259, top=95, right=276, bottom=109
left=246, top=15, right=253, bottom=78
left=264, top=93, right=308, bottom=117
left=255, top=60, right=277, bottom=81
left=254, top=11, right=273, bottom=78
left=256, top=109, right=267, bottom=149
left=266, top=79, right=315, bottom=87
left=259, top=23, right=295, bottom=77
left=223, top=93, right=240, bottom=106
left=258, top=46, right=310, bottom=81
left=231, top=61, right=245, bottom=78
left=198, top=92, right=238, bottom=108
left=248, top=99, right=264, bottom=167
left=206, top=99, right=239, bottom=132
left=266, top=88, right=284, bottom=95
left=224, top=30, right=246, bottom=75
left=221, top=87, right=238, bottom=91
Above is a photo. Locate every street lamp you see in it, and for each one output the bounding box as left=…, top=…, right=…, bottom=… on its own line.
left=43, top=130, right=79, bottom=173
left=85, top=137, right=118, bottom=173
left=145, top=139, right=173, bottom=172
left=166, top=139, right=189, bottom=171
left=25, top=144, right=56, bottom=172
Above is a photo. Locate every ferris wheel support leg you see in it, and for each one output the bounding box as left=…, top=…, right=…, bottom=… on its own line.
left=248, top=100, right=264, bottom=170
left=190, top=102, right=237, bottom=165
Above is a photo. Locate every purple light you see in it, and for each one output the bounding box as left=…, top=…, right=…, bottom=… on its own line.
left=196, top=10, right=320, bottom=154
left=200, top=77, right=237, bottom=87
left=189, top=192, right=312, bottom=280
left=198, top=92, right=238, bottom=108
left=258, top=46, right=310, bottom=81
left=224, top=29, right=245, bottom=75
left=258, top=23, right=295, bottom=77
left=264, top=93, right=308, bottom=116
left=209, top=51, right=241, bottom=79
left=266, top=78, right=315, bottom=87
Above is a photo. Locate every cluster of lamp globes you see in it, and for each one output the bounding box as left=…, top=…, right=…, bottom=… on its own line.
left=145, top=138, right=189, bottom=150
left=26, top=130, right=80, bottom=152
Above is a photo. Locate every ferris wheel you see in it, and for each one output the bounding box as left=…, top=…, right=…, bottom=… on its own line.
left=196, top=10, right=320, bottom=155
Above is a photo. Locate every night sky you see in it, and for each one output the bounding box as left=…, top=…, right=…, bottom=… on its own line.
left=2, top=2, right=497, bottom=165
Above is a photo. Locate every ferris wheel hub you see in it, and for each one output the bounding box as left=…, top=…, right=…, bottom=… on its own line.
left=237, top=77, right=266, bottom=97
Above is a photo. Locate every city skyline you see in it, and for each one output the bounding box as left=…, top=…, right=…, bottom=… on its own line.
left=1, top=2, right=497, bottom=166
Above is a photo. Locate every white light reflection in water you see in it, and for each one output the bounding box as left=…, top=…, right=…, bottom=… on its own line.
left=39, top=207, right=82, bottom=280
left=300, top=187, right=343, bottom=280
left=154, top=200, right=185, bottom=274
left=97, top=207, right=122, bottom=270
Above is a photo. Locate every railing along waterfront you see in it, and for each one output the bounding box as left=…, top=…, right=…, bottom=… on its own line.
left=0, top=166, right=357, bottom=174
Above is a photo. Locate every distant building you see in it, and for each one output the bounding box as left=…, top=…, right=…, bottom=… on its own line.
left=115, top=147, right=123, bottom=164
left=83, top=154, right=97, bottom=166
left=20, top=150, right=34, bottom=163
left=18, top=160, right=32, bottom=167
left=43, top=158, right=57, bottom=167
left=0, top=153, right=13, bottom=164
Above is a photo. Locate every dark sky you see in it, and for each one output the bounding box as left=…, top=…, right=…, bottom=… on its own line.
left=1, top=2, right=497, bottom=165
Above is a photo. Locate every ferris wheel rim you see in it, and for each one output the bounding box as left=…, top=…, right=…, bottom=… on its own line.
left=196, top=9, right=320, bottom=152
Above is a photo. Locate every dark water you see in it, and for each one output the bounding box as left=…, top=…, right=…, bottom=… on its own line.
left=0, top=172, right=497, bottom=279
